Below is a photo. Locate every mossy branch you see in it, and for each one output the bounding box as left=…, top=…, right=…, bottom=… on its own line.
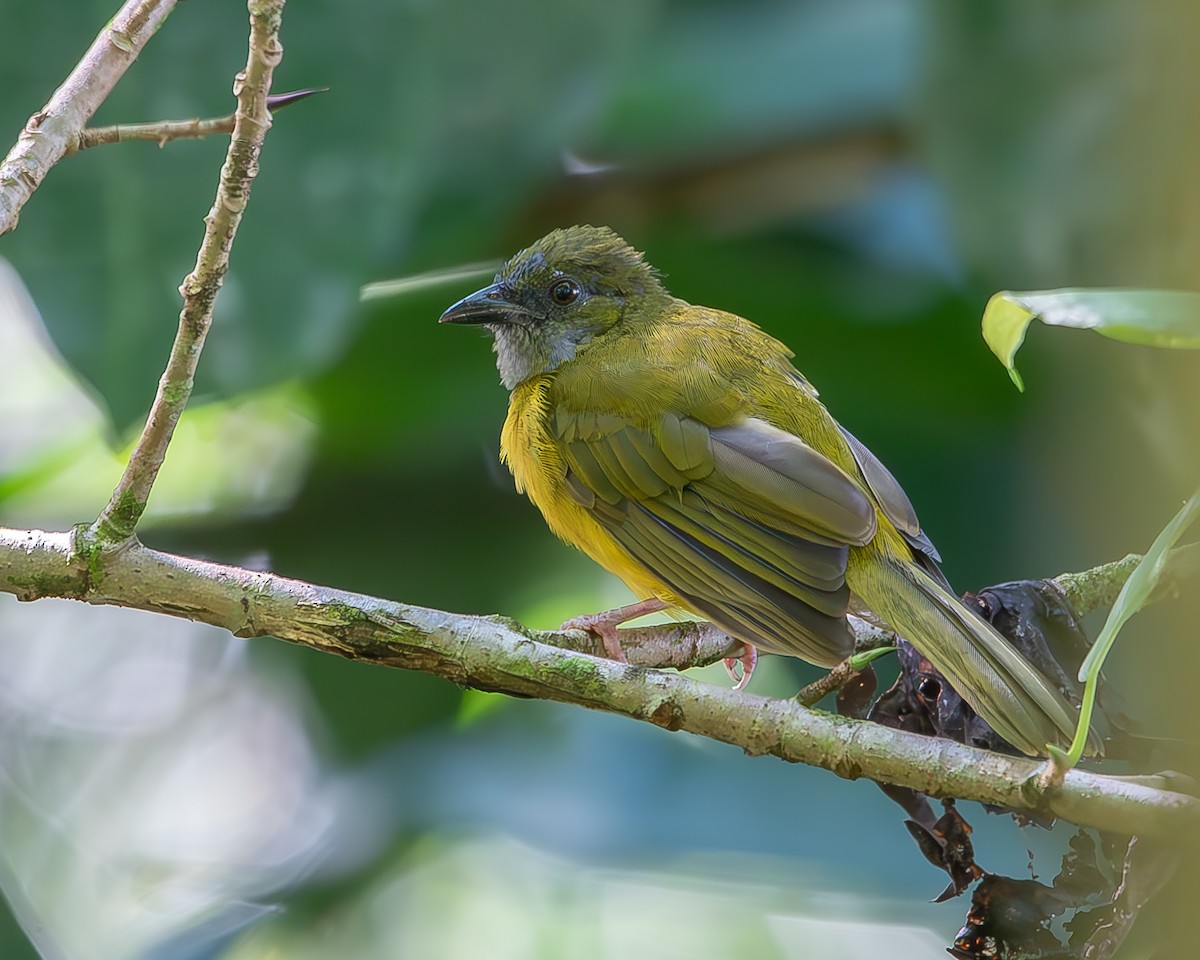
left=0, top=525, right=1194, bottom=840
left=1053, top=542, right=1200, bottom=616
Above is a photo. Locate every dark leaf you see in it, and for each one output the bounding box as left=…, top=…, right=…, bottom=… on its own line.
left=950, top=874, right=1068, bottom=960
left=903, top=800, right=983, bottom=902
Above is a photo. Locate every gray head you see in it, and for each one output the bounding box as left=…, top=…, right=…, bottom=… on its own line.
left=439, top=224, right=666, bottom=389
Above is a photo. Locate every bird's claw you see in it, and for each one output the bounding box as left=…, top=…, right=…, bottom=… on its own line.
left=560, top=597, right=670, bottom=664
left=723, top=644, right=758, bottom=691
left=561, top=612, right=628, bottom=662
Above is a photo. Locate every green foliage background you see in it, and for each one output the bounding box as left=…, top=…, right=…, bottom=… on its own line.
left=0, top=1, right=1197, bottom=957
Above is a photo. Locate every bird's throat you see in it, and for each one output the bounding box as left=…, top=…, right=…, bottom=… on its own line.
left=490, top=323, right=590, bottom=391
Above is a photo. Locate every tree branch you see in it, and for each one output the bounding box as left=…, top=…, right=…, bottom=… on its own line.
left=0, top=0, right=179, bottom=236
left=1053, top=541, right=1200, bottom=616
left=0, top=526, right=1194, bottom=839
left=91, top=0, right=287, bottom=542
left=66, top=88, right=326, bottom=154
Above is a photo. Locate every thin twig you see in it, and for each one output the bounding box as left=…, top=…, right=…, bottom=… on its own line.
left=67, top=88, right=327, bottom=153
left=0, top=0, right=179, bottom=236
left=0, top=525, right=1194, bottom=840
left=74, top=115, right=240, bottom=151
left=796, top=656, right=866, bottom=707
left=90, top=0, right=287, bottom=543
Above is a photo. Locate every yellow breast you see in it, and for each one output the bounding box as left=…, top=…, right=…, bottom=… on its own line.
left=500, top=376, right=671, bottom=602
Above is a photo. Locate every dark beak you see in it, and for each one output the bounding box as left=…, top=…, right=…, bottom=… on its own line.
left=439, top=281, right=535, bottom=325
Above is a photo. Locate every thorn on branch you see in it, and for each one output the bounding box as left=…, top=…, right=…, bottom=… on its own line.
left=266, top=86, right=328, bottom=112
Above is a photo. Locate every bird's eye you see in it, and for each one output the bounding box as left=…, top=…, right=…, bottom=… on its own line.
left=550, top=279, right=580, bottom=305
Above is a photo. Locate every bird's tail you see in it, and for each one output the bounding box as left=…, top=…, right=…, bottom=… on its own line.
left=863, top=557, right=1085, bottom=757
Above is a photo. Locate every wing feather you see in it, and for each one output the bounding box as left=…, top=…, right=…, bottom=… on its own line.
left=556, top=408, right=874, bottom=663
left=837, top=424, right=948, bottom=582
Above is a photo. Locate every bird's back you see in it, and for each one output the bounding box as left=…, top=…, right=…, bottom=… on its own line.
left=553, top=302, right=849, bottom=447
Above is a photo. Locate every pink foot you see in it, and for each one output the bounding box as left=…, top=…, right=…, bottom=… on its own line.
left=723, top=644, right=758, bottom=691
left=562, top=598, right=669, bottom=663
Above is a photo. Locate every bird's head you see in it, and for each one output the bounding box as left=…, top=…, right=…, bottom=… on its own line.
left=439, top=224, right=666, bottom=389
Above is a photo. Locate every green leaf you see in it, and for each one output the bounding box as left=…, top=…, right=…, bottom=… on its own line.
left=981, top=289, right=1200, bottom=391
left=1062, top=488, right=1200, bottom=766
left=1079, top=488, right=1200, bottom=684
left=847, top=646, right=894, bottom=672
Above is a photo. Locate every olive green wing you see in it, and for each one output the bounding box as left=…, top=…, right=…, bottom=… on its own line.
left=555, top=408, right=877, bottom=666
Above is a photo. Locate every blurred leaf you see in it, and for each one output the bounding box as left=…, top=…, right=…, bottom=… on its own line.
left=455, top=689, right=511, bottom=729
left=982, top=289, right=1200, bottom=390
left=2, top=380, right=317, bottom=529
left=596, top=0, right=915, bottom=155
left=0, top=257, right=109, bottom=473
left=1066, top=488, right=1200, bottom=764
left=918, top=3, right=1200, bottom=289
left=228, top=833, right=949, bottom=960
left=1080, top=489, right=1200, bottom=682
left=1, top=257, right=317, bottom=527
left=0, top=600, right=335, bottom=960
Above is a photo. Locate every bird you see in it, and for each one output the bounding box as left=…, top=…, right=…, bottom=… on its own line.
left=439, top=224, right=1081, bottom=756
